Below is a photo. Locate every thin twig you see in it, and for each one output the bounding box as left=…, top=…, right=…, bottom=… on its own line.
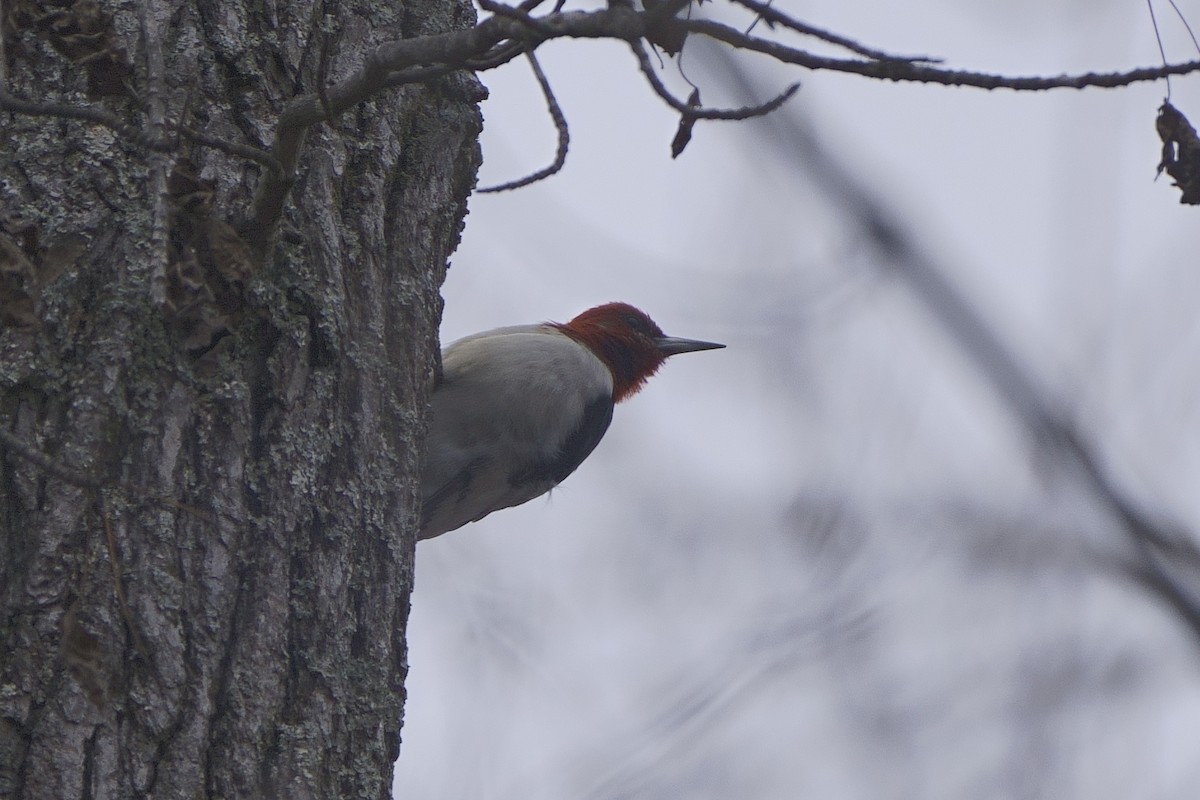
left=478, top=0, right=556, bottom=38
left=1148, top=0, right=1172, bottom=99
left=0, top=90, right=165, bottom=149
left=0, top=89, right=280, bottom=173
left=383, top=65, right=456, bottom=88
left=172, top=124, right=284, bottom=174
left=744, top=0, right=767, bottom=35
left=0, top=428, right=104, bottom=489
left=729, top=0, right=942, bottom=63
left=676, top=0, right=701, bottom=94
left=1168, top=0, right=1200, bottom=57
left=478, top=51, right=569, bottom=192
left=246, top=4, right=1200, bottom=243
left=465, top=42, right=527, bottom=70
left=687, top=18, right=1200, bottom=89
left=631, top=38, right=799, bottom=118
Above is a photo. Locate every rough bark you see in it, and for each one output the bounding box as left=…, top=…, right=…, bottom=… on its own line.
left=0, top=0, right=481, bottom=796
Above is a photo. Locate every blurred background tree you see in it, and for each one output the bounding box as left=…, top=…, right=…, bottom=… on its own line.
left=1, top=0, right=1197, bottom=797
left=404, top=3, right=1200, bottom=799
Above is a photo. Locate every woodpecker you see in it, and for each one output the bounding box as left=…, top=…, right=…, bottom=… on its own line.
left=419, top=302, right=724, bottom=540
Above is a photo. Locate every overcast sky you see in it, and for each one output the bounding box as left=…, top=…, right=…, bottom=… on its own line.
left=395, top=2, right=1200, bottom=797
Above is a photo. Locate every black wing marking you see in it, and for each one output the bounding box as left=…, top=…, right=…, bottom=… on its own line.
left=513, top=394, right=614, bottom=488
left=419, top=456, right=486, bottom=539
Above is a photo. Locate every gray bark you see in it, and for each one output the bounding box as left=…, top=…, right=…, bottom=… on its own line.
left=0, top=0, right=480, bottom=797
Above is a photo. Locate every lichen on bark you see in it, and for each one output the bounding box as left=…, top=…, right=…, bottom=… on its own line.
left=0, top=0, right=482, bottom=796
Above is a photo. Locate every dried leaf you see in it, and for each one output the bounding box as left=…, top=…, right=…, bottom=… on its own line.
left=642, top=0, right=689, bottom=55
left=1156, top=101, right=1200, bottom=205
left=671, top=88, right=701, bottom=159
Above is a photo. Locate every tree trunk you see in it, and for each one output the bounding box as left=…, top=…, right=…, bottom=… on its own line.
left=0, top=0, right=480, bottom=796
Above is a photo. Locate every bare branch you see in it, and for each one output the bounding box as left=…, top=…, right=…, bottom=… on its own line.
left=383, top=65, right=456, bottom=88
left=688, top=18, right=1200, bottom=90
left=7, top=0, right=1198, bottom=244
left=465, top=42, right=527, bottom=70
left=242, top=3, right=1200, bottom=246
left=478, top=51, right=568, bottom=193
left=0, top=89, right=280, bottom=176
left=172, top=125, right=284, bottom=174
left=478, top=0, right=555, bottom=38
left=0, top=427, right=105, bottom=490
left=247, top=7, right=645, bottom=244
left=727, top=0, right=941, bottom=63
left=0, top=89, right=163, bottom=149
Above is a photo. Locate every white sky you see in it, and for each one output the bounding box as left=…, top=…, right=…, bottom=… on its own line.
left=396, top=2, right=1200, bottom=797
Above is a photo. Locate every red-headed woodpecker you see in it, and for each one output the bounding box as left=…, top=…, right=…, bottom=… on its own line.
left=419, top=302, right=724, bottom=540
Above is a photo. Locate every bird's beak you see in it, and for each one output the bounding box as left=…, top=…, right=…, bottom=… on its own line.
left=654, top=336, right=726, bottom=356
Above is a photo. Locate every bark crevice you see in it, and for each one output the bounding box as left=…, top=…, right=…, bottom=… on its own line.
left=1, top=0, right=481, bottom=796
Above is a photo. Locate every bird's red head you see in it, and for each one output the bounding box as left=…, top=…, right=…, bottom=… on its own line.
left=554, top=302, right=724, bottom=402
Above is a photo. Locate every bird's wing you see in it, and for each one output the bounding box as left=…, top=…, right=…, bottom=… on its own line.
left=419, top=328, right=615, bottom=538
